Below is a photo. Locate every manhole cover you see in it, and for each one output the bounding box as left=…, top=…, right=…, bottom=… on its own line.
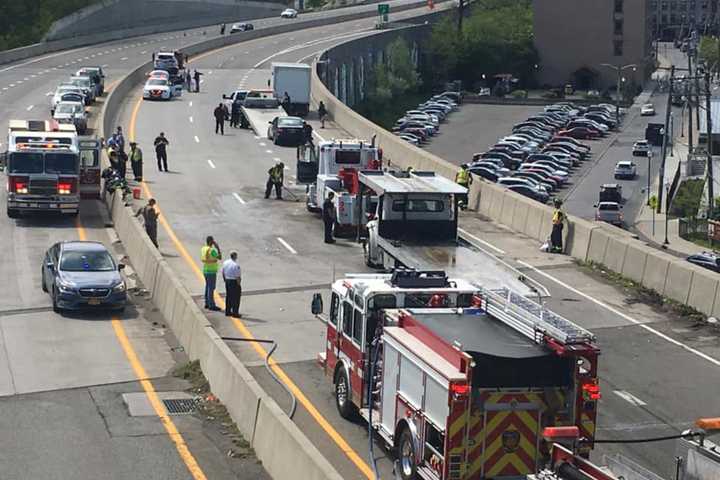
left=163, top=398, right=199, bottom=415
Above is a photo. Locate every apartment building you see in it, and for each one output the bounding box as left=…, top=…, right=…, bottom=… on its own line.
left=651, top=0, right=719, bottom=39
left=533, top=0, right=654, bottom=90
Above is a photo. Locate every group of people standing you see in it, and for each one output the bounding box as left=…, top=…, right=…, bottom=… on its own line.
left=200, top=236, right=243, bottom=318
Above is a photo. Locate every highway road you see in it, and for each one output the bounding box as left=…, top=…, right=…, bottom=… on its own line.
left=0, top=2, right=432, bottom=479
left=113, top=12, right=720, bottom=480
left=4, top=5, right=720, bottom=480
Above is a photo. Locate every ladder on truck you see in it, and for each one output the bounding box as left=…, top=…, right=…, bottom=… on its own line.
left=481, top=286, right=596, bottom=346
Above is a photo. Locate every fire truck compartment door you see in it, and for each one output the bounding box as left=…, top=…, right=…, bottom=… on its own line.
left=470, top=400, right=541, bottom=479
left=380, top=341, right=399, bottom=436
left=79, top=139, right=101, bottom=198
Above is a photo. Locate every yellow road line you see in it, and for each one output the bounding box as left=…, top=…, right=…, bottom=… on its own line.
left=128, top=91, right=374, bottom=478
left=111, top=317, right=208, bottom=480
left=74, top=219, right=208, bottom=480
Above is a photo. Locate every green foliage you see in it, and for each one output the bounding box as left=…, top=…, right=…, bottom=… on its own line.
left=698, top=36, right=719, bottom=70
left=0, top=0, right=97, bottom=51
left=427, top=0, right=538, bottom=90
left=372, top=37, right=420, bottom=101
left=305, top=0, right=327, bottom=9
left=670, top=178, right=705, bottom=219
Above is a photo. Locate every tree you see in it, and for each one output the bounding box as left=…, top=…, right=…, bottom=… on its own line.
left=371, top=37, right=420, bottom=101
left=698, top=36, right=719, bottom=72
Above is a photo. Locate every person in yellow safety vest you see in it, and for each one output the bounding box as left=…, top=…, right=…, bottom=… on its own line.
left=455, top=164, right=472, bottom=209
left=550, top=198, right=566, bottom=253
left=265, top=162, right=284, bottom=199
left=201, top=235, right=222, bottom=311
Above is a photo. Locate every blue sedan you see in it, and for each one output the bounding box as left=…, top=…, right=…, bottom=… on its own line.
left=42, top=241, right=127, bottom=312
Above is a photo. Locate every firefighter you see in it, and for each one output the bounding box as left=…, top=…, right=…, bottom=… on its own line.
left=323, top=192, right=336, bottom=244
left=265, top=162, right=284, bottom=199
left=551, top=199, right=566, bottom=253
left=129, top=142, right=143, bottom=181
left=455, top=163, right=472, bottom=209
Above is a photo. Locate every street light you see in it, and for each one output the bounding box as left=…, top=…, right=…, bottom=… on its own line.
left=601, top=63, right=638, bottom=121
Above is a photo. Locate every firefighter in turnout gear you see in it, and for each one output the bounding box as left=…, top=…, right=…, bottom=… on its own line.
left=551, top=198, right=566, bottom=253
left=455, top=163, right=472, bottom=209
left=265, top=162, right=284, bottom=199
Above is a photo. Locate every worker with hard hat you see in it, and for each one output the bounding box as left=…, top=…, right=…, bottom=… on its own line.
left=265, top=162, right=284, bottom=200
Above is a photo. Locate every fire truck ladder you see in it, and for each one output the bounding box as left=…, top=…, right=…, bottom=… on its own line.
left=482, top=287, right=596, bottom=346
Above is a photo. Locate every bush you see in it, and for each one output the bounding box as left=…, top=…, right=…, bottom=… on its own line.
left=510, top=89, right=528, bottom=99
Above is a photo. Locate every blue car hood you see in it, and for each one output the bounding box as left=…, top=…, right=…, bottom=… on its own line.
left=60, top=270, right=121, bottom=288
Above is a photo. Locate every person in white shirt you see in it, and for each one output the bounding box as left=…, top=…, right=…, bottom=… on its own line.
left=221, top=251, right=242, bottom=317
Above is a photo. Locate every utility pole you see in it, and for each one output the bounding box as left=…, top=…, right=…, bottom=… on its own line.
left=688, top=52, right=694, bottom=153
left=696, top=50, right=702, bottom=128
left=457, top=0, right=464, bottom=33
left=658, top=65, right=675, bottom=212
left=706, top=68, right=715, bottom=219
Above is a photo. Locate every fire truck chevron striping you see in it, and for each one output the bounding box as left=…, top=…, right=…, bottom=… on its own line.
left=314, top=270, right=600, bottom=480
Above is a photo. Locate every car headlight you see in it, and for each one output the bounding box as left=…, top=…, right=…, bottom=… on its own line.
left=56, top=280, right=76, bottom=293
left=112, top=282, right=126, bottom=293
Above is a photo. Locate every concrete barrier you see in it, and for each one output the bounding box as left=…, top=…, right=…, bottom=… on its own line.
left=601, top=235, right=629, bottom=274
left=467, top=176, right=482, bottom=212
left=687, top=266, right=720, bottom=316
left=499, top=192, right=518, bottom=230
left=586, top=227, right=611, bottom=265
left=510, top=194, right=534, bottom=233
left=565, top=218, right=596, bottom=261
left=488, top=189, right=506, bottom=223
left=641, top=250, right=673, bottom=295
left=664, top=260, right=695, bottom=305
left=619, top=240, right=649, bottom=284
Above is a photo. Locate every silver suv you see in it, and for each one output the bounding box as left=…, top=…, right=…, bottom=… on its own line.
left=594, top=201, right=623, bottom=227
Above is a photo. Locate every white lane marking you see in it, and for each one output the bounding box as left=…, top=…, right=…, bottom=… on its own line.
left=23, top=77, right=28, bottom=81
left=277, top=237, right=297, bottom=255
left=207, top=159, right=216, bottom=169
left=2, top=87, right=7, bottom=91
left=9, top=84, right=15, bottom=87
left=265, top=149, right=273, bottom=154
left=102, top=64, right=108, bottom=67
left=254, top=136, right=261, bottom=140
left=233, top=193, right=246, bottom=204
left=189, top=101, right=193, bottom=107
left=259, top=142, right=266, bottom=147
left=273, top=157, right=282, bottom=162
left=30, top=74, right=36, bottom=78
left=141, top=50, right=147, bottom=55
left=16, top=80, right=23, bottom=84
left=84, top=56, right=89, bottom=60
left=517, top=260, right=720, bottom=368
left=26, top=105, right=34, bottom=111
left=458, top=228, right=506, bottom=255
left=614, top=390, right=647, bottom=407
left=121, top=57, right=128, bottom=61
left=208, top=70, right=213, bottom=74
left=194, top=135, right=200, bottom=143
left=45, top=91, right=53, bottom=96
left=189, top=116, right=193, bottom=123
left=0, top=46, right=90, bottom=73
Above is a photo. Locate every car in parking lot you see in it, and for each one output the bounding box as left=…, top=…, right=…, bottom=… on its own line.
left=268, top=115, right=305, bottom=146
left=641, top=103, right=656, bottom=116
left=614, top=160, right=637, bottom=179
left=42, top=241, right=127, bottom=313
left=632, top=140, right=650, bottom=156
left=508, top=184, right=550, bottom=203
left=143, top=78, right=174, bottom=100
left=687, top=252, right=720, bottom=272
left=557, top=126, right=599, bottom=139
left=594, top=201, right=623, bottom=226
left=280, top=8, right=298, bottom=17
left=514, top=171, right=557, bottom=191
left=230, top=22, right=254, bottom=32
left=469, top=166, right=500, bottom=182
left=53, top=101, right=88, bottom=134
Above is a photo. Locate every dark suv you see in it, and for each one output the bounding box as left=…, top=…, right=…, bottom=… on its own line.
left=687, top=252, right=720, bottom=273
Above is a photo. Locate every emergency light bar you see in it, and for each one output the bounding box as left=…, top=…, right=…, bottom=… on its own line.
left=696, top=417, right=720, bottom=434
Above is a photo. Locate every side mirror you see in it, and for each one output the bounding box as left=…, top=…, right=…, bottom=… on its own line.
left=268, top=121, right=273, bottom=125
left=118, top=264, right=126, bottom=270
left=222, top=94, right=228, bottom=99
left=311, top=293, right=323, bottom=315
left=593, top=204, right=598, bottom=208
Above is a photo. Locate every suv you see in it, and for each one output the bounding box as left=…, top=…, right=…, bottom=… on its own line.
left=614, top=161, right=637, bottom=179
left=594, top=202, right=623, bottom=226
left=599, top=183, right=623, bottom=203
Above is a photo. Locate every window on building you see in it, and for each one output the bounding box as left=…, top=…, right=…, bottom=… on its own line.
left=614, top=40, right=624, bottom=56
left=614, top=0, right=623, bottom=13
left=614, top=19, right=624, bottom=35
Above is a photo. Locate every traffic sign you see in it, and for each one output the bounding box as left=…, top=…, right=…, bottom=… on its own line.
left=378, top=3, right=389, bottom=14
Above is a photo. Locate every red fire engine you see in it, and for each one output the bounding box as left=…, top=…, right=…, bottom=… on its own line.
left=315, top=270, right=600, bottom=480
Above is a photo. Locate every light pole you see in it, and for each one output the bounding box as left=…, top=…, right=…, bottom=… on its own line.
left=601, top=63, right=637, bottom=121
left=664, top=181, right=671, bottom=246
left=670, top=113, right=675, bottom=157
left=647, top=149, right=653, bottom=206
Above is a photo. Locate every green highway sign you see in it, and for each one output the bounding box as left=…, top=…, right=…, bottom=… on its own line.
left=378, top=3, right=389, bottom=14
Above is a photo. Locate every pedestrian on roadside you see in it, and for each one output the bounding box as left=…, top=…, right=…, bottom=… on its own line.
left=201, top=236, right=222, bottom=311
left=265, top=162, right=284, bottom=199
left=135, top=198, right=160, bottom=247
left=117, top=149, right=128, bottom=179
left=214, top=103, right=226, bottom=135
left=193, top=69, right=203, bottom=93
left=112, top=126, right=125, bottom=153
left=221, top=251, right=242, bottom=317
left=129, top=142, right=143, bottom=181
left=185, top=70, right=192, bottom=91
left=303, top=121, right=314, bottom=146
left=230, top=100, right=241, bottom=128
left=550, top=199, right=566, bottom=253
left=318, top=101, right=328, bottom=128
left=154, top=132, right=169, bottom=172
left=323, top=192, right=336, bottom=244
left=220, top=23, right=226, bottom=35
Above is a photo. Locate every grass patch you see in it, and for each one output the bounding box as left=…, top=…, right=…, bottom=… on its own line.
left=577, top=260, right=706, bottom=324
left=174, top=360, right=255, bottom=459
left=353, top=91, right=432, bottom=131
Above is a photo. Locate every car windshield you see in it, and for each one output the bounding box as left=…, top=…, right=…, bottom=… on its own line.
left=60, top=250, right=115, bottom=272
left=45, top=153, right=78, bottom=174
left=71, top=78, right=90, bottom=87
left=148, top=79, right=167, bottom=86
left=278, top=117, right=303, bottom=127
left=599, top=203, right=619, bottom=211
left=56, top=103, right=81, bottom=114
left=8, top=152, right=43, bottom=173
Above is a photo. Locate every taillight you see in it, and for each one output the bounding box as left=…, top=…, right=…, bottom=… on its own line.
left=9, top=176, right=29, bottom=194
left=450, top=383, right=470, bottom=396
left=582, top=380, right=601, bottom=400
left=58, top=177, right=76, bottom=195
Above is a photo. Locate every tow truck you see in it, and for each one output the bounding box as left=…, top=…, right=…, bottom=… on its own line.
left=1, top=120, right=100, bottom=217
left=313, top=270, right=600, bottom=480
left=296, top=138, right=381, bottom=235
left=360, top=169, right=542, bottom=296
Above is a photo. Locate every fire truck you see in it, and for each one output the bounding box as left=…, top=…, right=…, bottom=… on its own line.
left=297, top=138, right=381, bottom=236
left=314, top=270, right=600, bottom=480
left=2, top=120, right=99, bottom=218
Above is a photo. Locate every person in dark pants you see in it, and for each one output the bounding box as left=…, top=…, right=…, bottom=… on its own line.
left=117, top=150, right=128, bottom=178
left=303, top=122, right=314, bottom=146
left=221, top=251, right=242, bottom=317
left=318, top=101, right=328, bottom=128
left=193, top=69, right=203, bottom=92
left=550, top=199, right=566, bottom=253
left=135, top=198, right=159, bottom=247
left=154, top=132, right=169, bottom=171
left=265, top=162, right=284, bottom=199
left=323, top=192, right=336, bottom=244
left=220, top=23, right=226, bottom=35
left=214, top=103, right=226, bottom=134
left=230, top=101, right=241, bottom=127
left=201, top=236, right=222, bottom=311
left=129, top=142, right=143, bottom=181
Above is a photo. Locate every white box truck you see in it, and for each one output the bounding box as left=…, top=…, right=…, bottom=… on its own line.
left=272, top=62, right=311, bottom=117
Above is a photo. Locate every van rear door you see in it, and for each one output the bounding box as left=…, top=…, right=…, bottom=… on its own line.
left=79, top=138, right=101, bottom=199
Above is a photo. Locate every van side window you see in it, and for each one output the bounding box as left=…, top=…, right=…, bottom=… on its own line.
left=352, top=308, right=363, bottom=344
left=342, top=301, right=353, bottom=337
left=329, top=292, right=339, bottom=326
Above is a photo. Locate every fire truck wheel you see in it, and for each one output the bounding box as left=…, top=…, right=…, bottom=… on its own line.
left=334, top=368, right=355, bottom=419
left=6, top=208, right=18, bottom=219
left=397, top=428, right=418, bottom=480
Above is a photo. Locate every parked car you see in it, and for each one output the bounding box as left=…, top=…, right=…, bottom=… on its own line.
left=68, top=76, right=96, bottom=103
left=687, top=252, right=720, bottom=273
left=230, top=22, right=254, bottom=33
left=549, top=136, right=590, bottom=151
left=594, top=201, right=623, bottom=226
left=280, top=8, right=298, bottom=18
left=469, top=166, right=499, bottom=182
left=507, top=184, right=550, bottom=203
left=614, top=160, right=637, bottom=179
left=268, top=116, right=305, bottom=146
left=77, top=66, right=105, bottom=94
left=143, top=78, right=174, bottom=100
left=632, top=140, right=650, bottom=156
left=557, top=127, right=599, bottom=139
left=42, top=241, right=127, bottom=312
left=399, top=134, right=420, bottom=146
left=641, top=103, right=656, bottom=116
left=50, top=85, right=86, bottom=112
left=76, top=67, right=103, bottom=96
left=53, top=101, right=88, bottom=134
left=514, top=171, right=557, bottom=191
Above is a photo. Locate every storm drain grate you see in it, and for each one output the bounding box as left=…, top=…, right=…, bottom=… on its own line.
left=162, top=398, right=199, bottom=415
